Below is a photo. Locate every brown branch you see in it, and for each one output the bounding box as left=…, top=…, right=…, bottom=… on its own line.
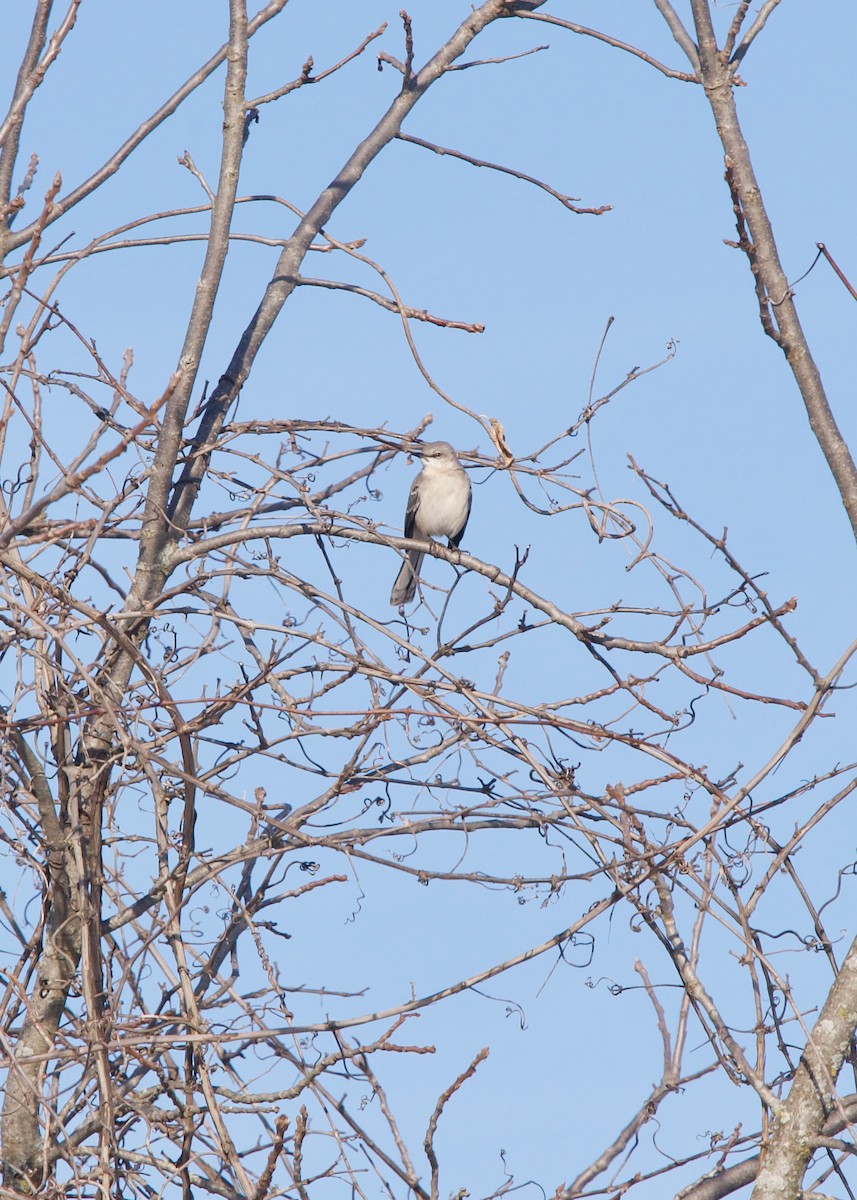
left=424, top=1049, right=489, bottom=1200
left=731, top=0, right=785, bottom=64
left=562, top=958, right=699, bottom=1195
left=722, top=0, right=751, bottom=61
left=446, top=42, right=548, bottom=70
left=292, top=274, right=485, bottom=331
left=116, top=0, right=252, bottom=682
left=750, top=937, right=857, bottom=1198
left=689, top=0, right=857, bottom=545
left=650, top=0, right=701, bottom=71
left=1, top=721, right=83, bottom=1191
left=396, top=130, right=611, bottom=214
left=679, top=1097, right=857, bottom=1200
left=248, top=22, right=387, bottom=107
left=0, top=1, right=79, bottom=229
left=0, top=170, right=62, bottom=352
left=818, top=241, right=857, bottom=304
left=401, top=9, right=415, bottom=89
left=512, top=6, right=699, bottom=81
left=723, top=162, right=779, bottom=343
left=251, top=1114, right=289, bottom=1200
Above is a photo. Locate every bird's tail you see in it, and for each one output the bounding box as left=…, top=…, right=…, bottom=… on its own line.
left=390, top=549, right=425, bottom=607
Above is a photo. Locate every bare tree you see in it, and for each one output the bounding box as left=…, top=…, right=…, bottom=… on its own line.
left=1, top=3, right=856, bottom=1199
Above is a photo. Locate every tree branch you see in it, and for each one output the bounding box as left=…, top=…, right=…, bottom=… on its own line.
left=396, top=130, right=611, bottom=213
left=513, top=7, right=699, bottom=81
left=689, top=0, right=857, bottom=544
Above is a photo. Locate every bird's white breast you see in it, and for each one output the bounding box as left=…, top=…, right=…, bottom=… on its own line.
left=416, top=471, right=470, bottom=539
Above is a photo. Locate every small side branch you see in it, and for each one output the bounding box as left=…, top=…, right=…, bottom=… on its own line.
left=248, top=22, right=387, bottom=107
left=651, top=0, right=701, bottom=72
left=512, top=7, right=699, bottom=81
left=562, top=957, right=696, bottom=1195
left=446, top=43, right=548, bottom=71
left=396, top=132, right=611, bottom=215
left=731, top=0, right=785, bottom=64
left=292, top=275, right=484, bottom=332
left=723, top=162, right=780, bottom=343
left=424, top=1049, right=489, bottom=1200
left=818, top=242, right=857, bottom=305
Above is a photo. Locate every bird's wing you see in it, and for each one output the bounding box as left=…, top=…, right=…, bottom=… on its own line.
left=403, top=474, right=421, bottom=539
left=449, top=482, right=472, bottom=549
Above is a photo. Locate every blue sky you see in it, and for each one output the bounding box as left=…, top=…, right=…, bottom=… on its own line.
left=4, top=3, right=857, bottom=1197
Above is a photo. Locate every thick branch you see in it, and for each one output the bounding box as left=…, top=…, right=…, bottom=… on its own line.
left=731, top=0, right=784, bottom=65
left=750, top=937, right=857, bottom=1197
left=650, top=0, right=701, bottom=72
left=679, top=1096, right=857, bottom=1199
left=689, top=0, right=857, bottom=544
left=0, top=0, right=54, bottom=227
left=1, top=727, right=82, bottom=1191
left=110, top=0, right=251, bottom=709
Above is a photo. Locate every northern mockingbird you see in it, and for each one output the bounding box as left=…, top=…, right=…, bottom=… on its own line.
left=389, top=441, right=471, bottom=607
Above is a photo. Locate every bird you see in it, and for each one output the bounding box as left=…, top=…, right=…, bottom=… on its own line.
left=389, top=441, right=471, bottom=607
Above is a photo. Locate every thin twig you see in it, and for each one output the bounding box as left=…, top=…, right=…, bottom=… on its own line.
left=446, top=43, right=548, bottom=70
left=513, top=7, right=699, bottom=81
left=818, top=242, right=857, bottom=304
left=396, top=131, right=611, bottom=214
left=248, top=23, right=387, bottom=106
